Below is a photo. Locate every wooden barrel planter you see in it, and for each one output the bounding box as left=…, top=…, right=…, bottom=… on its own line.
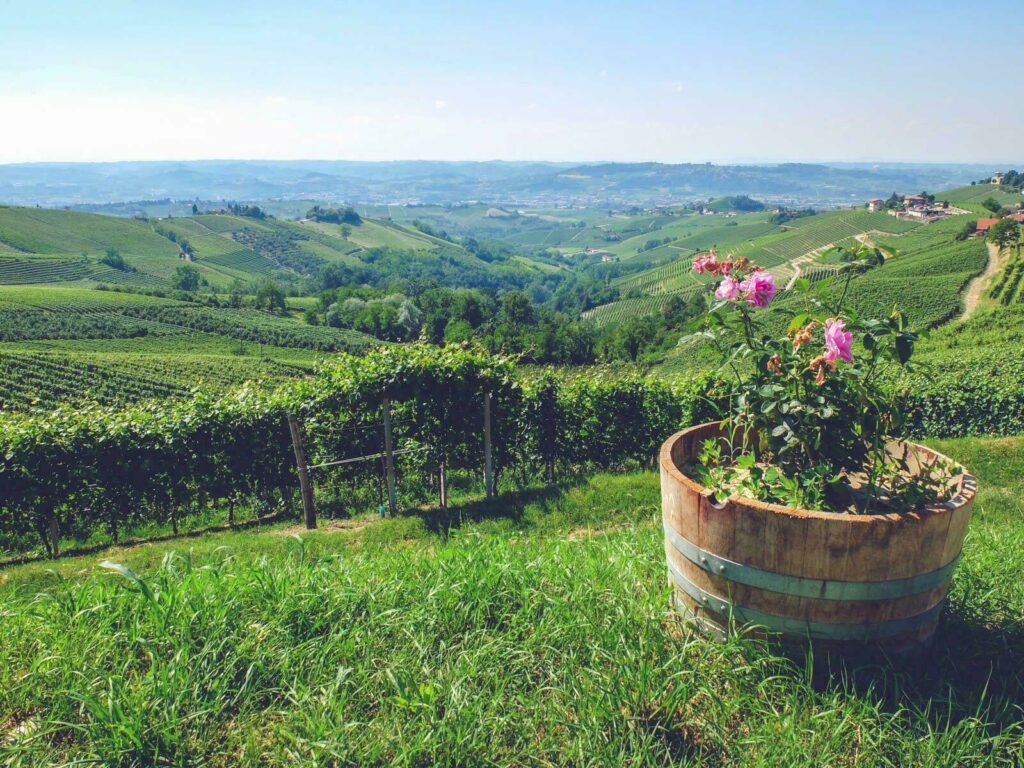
left=660, top=422, right=976, bottom=653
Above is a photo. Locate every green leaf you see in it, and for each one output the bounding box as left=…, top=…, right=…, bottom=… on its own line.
left=787, top=313, right=809, bottom=334
left=895, top=335, right=913, bottom=365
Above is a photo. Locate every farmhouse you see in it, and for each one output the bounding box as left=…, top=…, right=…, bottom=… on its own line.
left=1007, top=211, right=1024, bottom=224
left=903, top=194, right=927, bottom=210
left=975, top=217, right=1000, bottom=236
left=993, top=171, right=1005, bottom=185
left=867, top=198, right=884, bottom=212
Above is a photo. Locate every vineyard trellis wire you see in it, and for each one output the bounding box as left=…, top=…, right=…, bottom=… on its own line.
left=0, top=345, right=721, bottom=558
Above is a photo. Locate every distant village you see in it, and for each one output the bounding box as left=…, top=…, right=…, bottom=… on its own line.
left=866, top=171, right=1024, bottom=236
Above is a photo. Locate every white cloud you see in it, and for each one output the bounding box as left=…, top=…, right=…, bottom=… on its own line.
left=434, top=99, right=447, bottom=110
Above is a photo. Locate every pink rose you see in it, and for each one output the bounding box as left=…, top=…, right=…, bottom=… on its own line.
left=692, top=251, right=718, bottom=275
left=739, top=270, right=776, bottom=308
left=714, top=276, right=740, bottom=301
left=823, top=318, right=853, bottom=363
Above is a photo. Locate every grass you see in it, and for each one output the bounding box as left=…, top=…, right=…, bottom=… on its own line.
left=1, top=436, right=1023, bottom=766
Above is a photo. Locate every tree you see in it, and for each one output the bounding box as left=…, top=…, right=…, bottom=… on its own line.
left=100, top=247, right=127, bottom=271
left=191, top=203, right=199, bottom=215
left=173, top=264, right=201, bottom=291
left=612, top=316, right=656, bottom=362
left=499, top=291, right=537, bottom=328
left=228, top=280, right=245, bottom=308
left=254, top=280, right=287, bottom=314
left=982, top=197, right=1002, bottom=214
left=987, top=218, right=1020, bottom=250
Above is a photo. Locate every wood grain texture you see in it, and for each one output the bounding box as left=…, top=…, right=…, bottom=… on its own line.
left=660, top=422, right=976, bottom=652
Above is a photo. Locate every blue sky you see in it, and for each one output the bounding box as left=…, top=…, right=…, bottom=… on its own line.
left=1, top=0, right=1020, bottom=163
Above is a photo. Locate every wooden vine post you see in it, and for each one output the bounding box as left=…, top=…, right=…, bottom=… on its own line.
left=286, top=413, right=317, bottom=530
left=382, top=397, right=397, bottom=516
left=483, top=390, right=494, bottom=498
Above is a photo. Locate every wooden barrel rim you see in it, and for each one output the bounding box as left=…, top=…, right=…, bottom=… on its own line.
left=660, top=424, right=977, bottom=524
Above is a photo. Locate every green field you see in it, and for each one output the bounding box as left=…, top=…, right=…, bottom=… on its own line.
left=0, top=205, right=504, bottom=292
left=1, top=435, right=1022, bottom=765
left=587, top=205, right=937, bottom=327
left=938, top=183, right=1022, bottom=208
left=0, top=285, right=377, bottom=411
left=0, top=204, right=560, bottom=410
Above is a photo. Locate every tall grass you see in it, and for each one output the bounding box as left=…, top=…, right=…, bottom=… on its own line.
left=1, top=448, right=1023, bottom=766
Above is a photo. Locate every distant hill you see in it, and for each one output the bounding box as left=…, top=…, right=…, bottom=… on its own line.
left=0, top=205, right=548, bottom=291
left=705, top=195, right=766, bottom=213
left=0, top=160, right=1002, bottom=208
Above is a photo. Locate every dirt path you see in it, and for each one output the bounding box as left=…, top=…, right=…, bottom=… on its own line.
left=961, top=242, right=1003, bottom=322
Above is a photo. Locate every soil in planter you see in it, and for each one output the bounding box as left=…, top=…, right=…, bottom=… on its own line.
left=684, top=441, right=963, bottom=515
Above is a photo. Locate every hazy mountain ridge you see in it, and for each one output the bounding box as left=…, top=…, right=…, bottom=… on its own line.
left=0, top=159, right=1003, bottom=208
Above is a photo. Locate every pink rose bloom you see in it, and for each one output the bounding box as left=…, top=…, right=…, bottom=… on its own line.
left=693, top=248, right=721, bottom=275
left=718, top=258, right=733, bottom=275
left=714, top=276, right=740, bottom=301
left=823, top=318, right=853, bottom=363
left=739, top=270, right=777, bottom=308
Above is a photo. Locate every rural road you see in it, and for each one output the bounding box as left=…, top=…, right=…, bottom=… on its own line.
left=961, top=242, right=1003, bottom=322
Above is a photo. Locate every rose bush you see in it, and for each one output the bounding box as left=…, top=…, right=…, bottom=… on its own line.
left=687, top=249, right=956, bottom=513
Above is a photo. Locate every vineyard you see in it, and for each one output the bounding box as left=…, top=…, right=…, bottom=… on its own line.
left=0, top=255, right=165, bottom=288
left=0, top=286, right=377, bottom=351
left=763, top=210, right=920, bottom=261
left=989, top=249, right=1024, bottom=305
left=0, top=346, right=715, bottom=556
left=200, top=247, right=278, bottom=276
left=591, top=207, right=935, bottom=327
left=0, top=351, right=307, bottom=412
left=0, top=282, right=378, bottom=409
left=3, top=342, right=1023, bottom=561
left=0, top=205, right=499, bottom=298
left=583, top=290, right=701, bottom=325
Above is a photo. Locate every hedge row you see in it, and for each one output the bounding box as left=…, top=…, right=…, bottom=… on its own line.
left=2, top=343, right=1020, bottom=557
left=0, top=346, right=720, bottom=555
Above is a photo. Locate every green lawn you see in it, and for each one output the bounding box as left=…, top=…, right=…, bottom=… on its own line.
left=1, top=435, right=1022, bottom=765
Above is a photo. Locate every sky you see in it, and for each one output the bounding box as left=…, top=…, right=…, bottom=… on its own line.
left=1, top=0, right=1021, bottom=164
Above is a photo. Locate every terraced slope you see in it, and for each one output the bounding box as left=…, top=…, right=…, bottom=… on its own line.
left=0, top=351, right=306, bottom=412
left=0, top=206, right=500, bottom=290
left=589, top=207, right=929, bottom=326
left=0, top=285, right=380, bottom=411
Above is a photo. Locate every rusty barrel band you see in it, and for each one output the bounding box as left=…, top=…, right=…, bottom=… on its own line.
left=663, top=519, right=959, bottom=601
left=666, top=560, right=945, bottom=641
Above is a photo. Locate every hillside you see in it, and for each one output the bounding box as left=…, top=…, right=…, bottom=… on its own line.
left=0, top=160, right=995, bottom=208
left=0, top=205, right=569, bottom=411
left=583, top=207, right=927, bottom=326
left=0, top=285, right=379, bottom=411
left=0, top=205, right=528, bottom=291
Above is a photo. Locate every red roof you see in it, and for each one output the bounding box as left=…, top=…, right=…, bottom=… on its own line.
left=1008, top=212, right=1024, bottom=223
left=976, top=217, right=1000, bottom=232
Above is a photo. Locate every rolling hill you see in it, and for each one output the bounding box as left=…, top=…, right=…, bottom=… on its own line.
left=0, top=204, right=529, bottom=291
left=0, top=159, right=997, bottom=208
left=583, top=206, right=928, bottom=325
